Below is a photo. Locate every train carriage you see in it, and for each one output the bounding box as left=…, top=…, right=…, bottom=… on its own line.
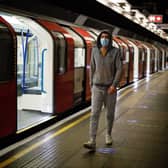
left=0, top=11, right=168, bottom=143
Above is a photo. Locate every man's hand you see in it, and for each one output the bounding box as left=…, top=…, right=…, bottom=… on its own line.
left=107, top=85, right=116, bottom=94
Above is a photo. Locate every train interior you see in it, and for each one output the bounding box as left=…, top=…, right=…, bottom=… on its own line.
left=0, top=12, right=54, bottom=131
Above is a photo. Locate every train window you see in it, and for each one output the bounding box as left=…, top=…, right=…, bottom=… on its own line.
left=120, top=47, right=124, bottom=60
left=142, top=51, right=145, bottom=61
left=130, top=47, right=134, bottom=61
left=51, top=31, right=66, bottom=74
left=62, top=26, right=85, bottom=68
left=74, top=48, right=85, bottom=67
left=125, top=50, right=129, bottom=62
left=0, top=24, right=14, bottom=81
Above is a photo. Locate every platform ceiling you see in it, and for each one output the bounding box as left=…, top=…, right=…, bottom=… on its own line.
left=127, top=0, right=168, bottom=23
left=127, top=0, right=168, bottom=33
left=0, top=0, right=168, bottom=44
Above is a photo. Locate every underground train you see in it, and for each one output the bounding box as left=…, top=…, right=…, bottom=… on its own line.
left=0, top=11, right=168, bottom=142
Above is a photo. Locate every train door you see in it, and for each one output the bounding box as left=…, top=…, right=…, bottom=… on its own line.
left=138, top=42, right=147, bottom=77
left=118, top=37, right=134, bottom=84
left=162, top=47, right=167, bottom=69
left=71, top=26, right=96, bottom=101
left=0, top=17, right=17, bottom=138
left=37, top=20, right=75, bottom=113
left=63, top=26, right=86, bottom=105
left=151, top=47, right=155, bottom=73
left=2, top=14, right=53, bottom=131
left=151, top=45, right=158, bottom=72
left=133, top=40, right=144, bottom=79
left=114, top=36, right=129, bottom=87
left=127, top=39, right=140, bottom=81
left=153, top=46, right=159, bottom=71
left=142, top=43, right=152, bottom=75
left=157, top=46, right=163, bottom=71
left=146, top=43, right=155, bottom=74
left=160, top=47, right=166, bottom=70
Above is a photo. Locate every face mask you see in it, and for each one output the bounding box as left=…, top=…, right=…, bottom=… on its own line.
left=100, top=38, right=109, bottom=47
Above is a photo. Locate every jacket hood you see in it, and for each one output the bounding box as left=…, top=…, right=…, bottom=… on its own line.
left=97, top=29, right=113, bottom=49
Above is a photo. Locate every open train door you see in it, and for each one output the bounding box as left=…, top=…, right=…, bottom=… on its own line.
left=1, top=14, right=54, bottom=131
left=0, top=17, right=17, bottom=138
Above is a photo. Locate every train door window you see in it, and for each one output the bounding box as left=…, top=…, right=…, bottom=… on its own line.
left=120, top=47, right=124, bottom=60
left=51, top=31, right=66, bottom=74
left=0, top=23, right=13, bottom=81
left=125, top=49, right=129, bottom=62
left=74, top=48, right=85, bottom=67
left=141, top=46, right=145, bottom=61
left=139, top=49, right=143, bottom=61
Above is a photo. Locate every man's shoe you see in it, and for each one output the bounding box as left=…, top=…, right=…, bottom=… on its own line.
left=83, top=141, right=96, bottom=150
left=105, top=135, right=113, bottom=145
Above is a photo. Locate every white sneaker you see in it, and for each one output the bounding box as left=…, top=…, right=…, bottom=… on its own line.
left=105, top=135, right=113, bottom=145
left=83, top=140, right=96, bottom=150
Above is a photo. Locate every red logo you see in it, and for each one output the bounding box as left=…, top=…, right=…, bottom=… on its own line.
left=148, top=15, right=163, bottom=23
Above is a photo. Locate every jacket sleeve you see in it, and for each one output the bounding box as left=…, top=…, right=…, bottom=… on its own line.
left=90, top=48, right=95, bottom=87
left=112, top=49, right=123, bottom=88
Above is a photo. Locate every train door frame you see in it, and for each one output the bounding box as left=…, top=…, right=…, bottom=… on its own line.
left=37, top=19, right=74, bottom=113
left=18, top=17, right=54, bottom=114
left=0, top=16, right=17, bottom=138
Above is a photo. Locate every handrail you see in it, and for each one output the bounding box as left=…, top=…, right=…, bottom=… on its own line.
left=41, top=48, right=47, bottom=93
left=21, top=29, right=31, bottom=93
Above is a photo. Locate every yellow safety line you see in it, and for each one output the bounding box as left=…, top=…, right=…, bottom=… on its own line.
left=0, top=77, right=150, bottom=168
left=0, top=113, right=90, bottom=168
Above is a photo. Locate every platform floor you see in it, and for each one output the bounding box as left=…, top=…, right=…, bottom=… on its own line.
left=0, top=70, right=168, bottom=168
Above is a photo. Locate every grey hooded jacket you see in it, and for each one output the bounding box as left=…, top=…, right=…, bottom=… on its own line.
left=90, top=30, right=123, bottom=88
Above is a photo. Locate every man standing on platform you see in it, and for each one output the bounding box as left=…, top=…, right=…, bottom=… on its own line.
left=83, top=30, right=123, bottom=150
